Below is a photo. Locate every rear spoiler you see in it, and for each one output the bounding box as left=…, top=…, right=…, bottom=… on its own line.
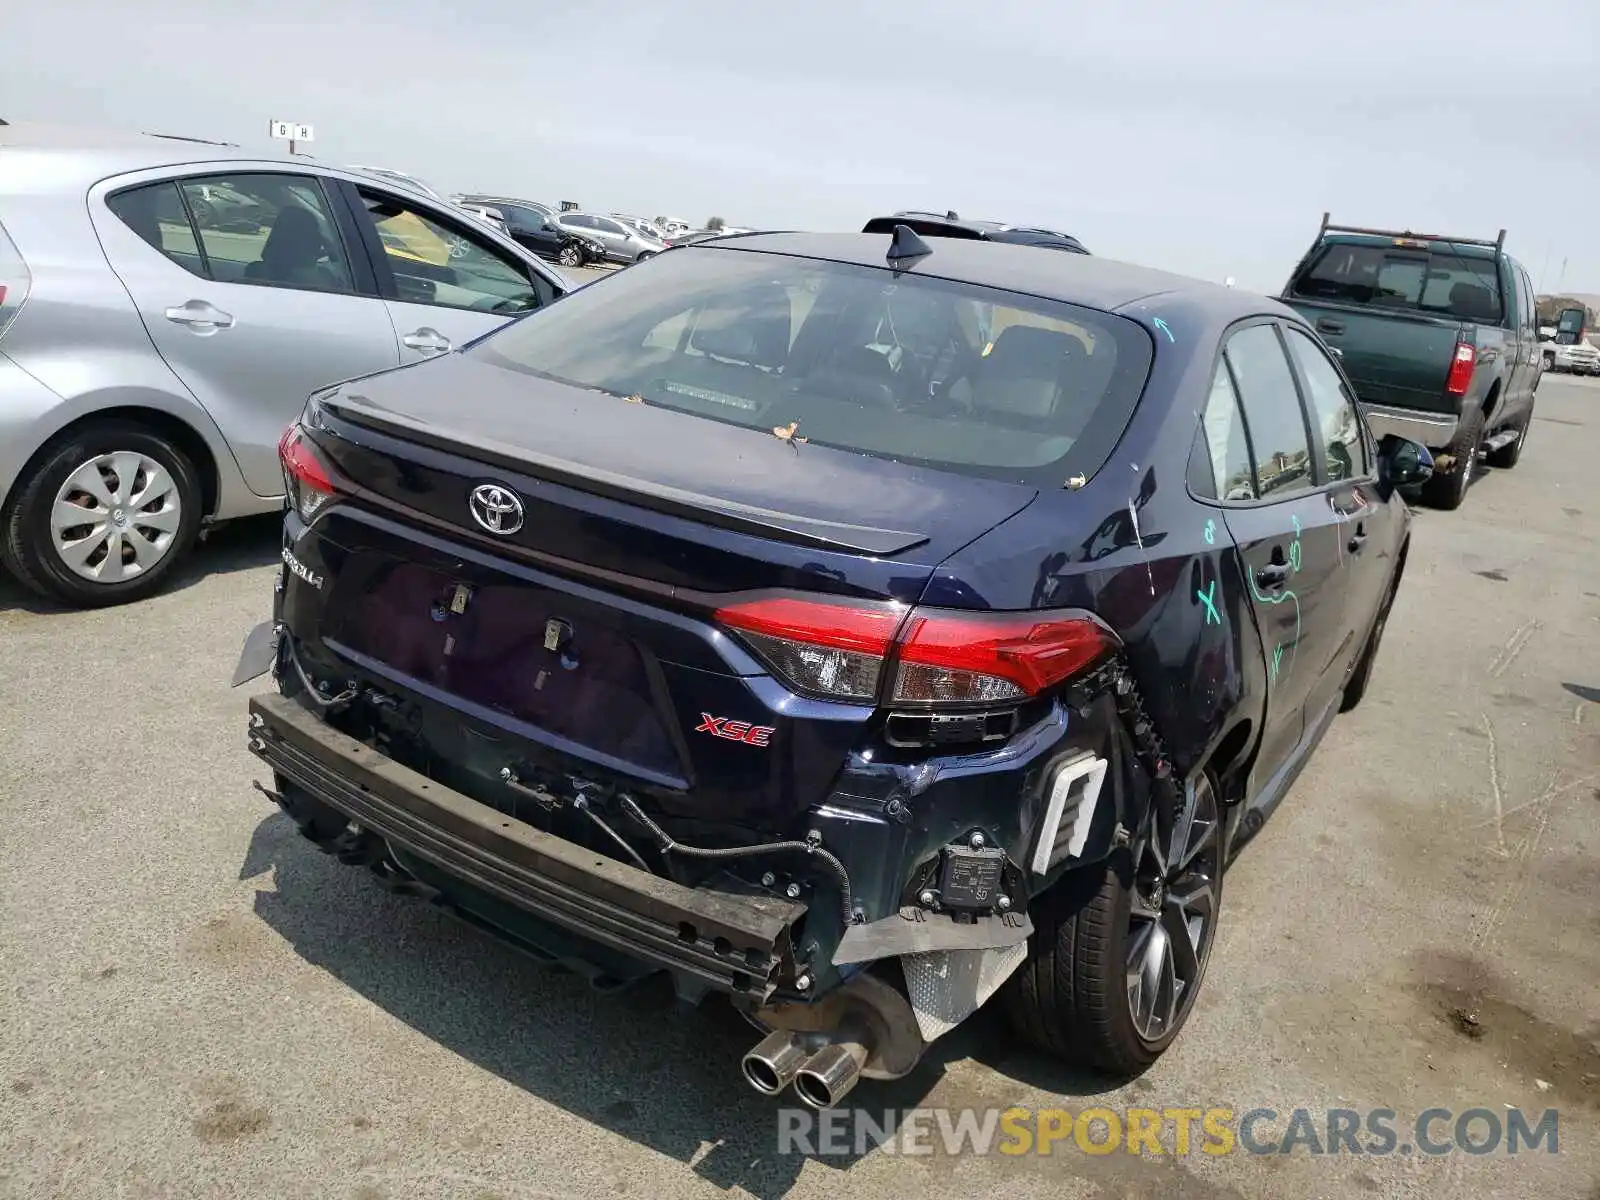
left=1313, top=212, right=1507, bottom=255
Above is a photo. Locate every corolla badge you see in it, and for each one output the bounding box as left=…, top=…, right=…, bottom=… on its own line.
left=469, top=483, right=524, bottom=535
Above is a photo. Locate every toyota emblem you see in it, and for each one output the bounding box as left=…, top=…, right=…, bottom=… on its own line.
left=469, top=483, right=524, bottom=535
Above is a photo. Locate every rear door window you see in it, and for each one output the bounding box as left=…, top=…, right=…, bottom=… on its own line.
left=179, top=173, right=355, bottom=294
left=469, top=246, right=1154, bottom=488
left=1200, top=364, right=1257, bottom=500
left=106, top=181, right=205, bottom=275
left=1285, top=328, right=1370, bottom=481
left=1223, top=324, right=1314, bottom=498
left=1292, top=242, right=1503, bottom=322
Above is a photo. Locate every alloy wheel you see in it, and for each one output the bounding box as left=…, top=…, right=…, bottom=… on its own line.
left=49, top=452, right=183, bottom=583
left=1125, top=773, right=1222, bottom=1043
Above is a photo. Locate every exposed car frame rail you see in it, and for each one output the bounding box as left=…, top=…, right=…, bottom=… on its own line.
left=1314, top=211, right=1507, bottom=254
left=246, top=693, right=805, bottom=1003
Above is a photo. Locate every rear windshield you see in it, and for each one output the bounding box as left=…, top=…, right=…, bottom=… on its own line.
left=1290, top=241, right=1503, bottom=322
left=469, top=246, right=1153, bottom=488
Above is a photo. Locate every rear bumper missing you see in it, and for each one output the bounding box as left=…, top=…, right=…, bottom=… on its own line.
left=246, top=692, right=805, bottom=1003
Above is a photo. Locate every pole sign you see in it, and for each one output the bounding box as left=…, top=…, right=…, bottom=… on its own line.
left=268, top=120, right=315, bottom=143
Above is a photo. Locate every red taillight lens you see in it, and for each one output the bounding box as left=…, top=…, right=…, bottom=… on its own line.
left=714, top=596, right=1118, bottom=705
left=895, top=610, right=1117, bottom=702
left=1445, top=342, right=1476, bottom=396
left=278, top=423, right=339, bottom=522
left=715, top=595, right=905, bottom=701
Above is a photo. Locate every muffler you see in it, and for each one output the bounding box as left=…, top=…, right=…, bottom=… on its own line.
left=792, top=1040, right=868, bottom=1110
left=741, top=1031, right=811, bottom=1095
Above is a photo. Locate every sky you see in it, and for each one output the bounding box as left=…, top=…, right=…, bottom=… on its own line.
left=4, top=0, right=1597, bottom=295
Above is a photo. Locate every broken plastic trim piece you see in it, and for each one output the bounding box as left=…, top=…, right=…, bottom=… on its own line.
left=1030, top=752, right=1109, bottom=876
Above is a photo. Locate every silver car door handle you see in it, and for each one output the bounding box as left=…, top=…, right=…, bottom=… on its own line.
left=402, top=327, right=452, bottom=353
left=164, top=300, right=235, bottom=332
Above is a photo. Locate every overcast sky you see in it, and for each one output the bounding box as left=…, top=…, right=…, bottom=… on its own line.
left=5, top=0, right=1597, bottom=294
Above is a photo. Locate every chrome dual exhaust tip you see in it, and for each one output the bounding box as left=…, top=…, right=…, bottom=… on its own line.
left=740, top=1031, right=867, bottom=1109
left=741, top=1031, right=811, bottom=1095
left=792, top=1041, right=867, bottom=1110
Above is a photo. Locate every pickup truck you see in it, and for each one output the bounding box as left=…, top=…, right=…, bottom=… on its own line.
left=1280, top=215, right=1542, bottom=510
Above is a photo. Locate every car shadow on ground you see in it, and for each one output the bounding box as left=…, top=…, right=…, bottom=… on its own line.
left=0, top=513, right=282, bottom=615
left=238, top=811, right=1120, bottom=1197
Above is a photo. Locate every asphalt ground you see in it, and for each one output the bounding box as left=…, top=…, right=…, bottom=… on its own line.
left=2, top=376, right=1596, bottom=1200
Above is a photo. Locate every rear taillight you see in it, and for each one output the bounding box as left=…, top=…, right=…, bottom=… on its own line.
left=1445, top=342, right=1476, bottom=396
left=715, top=595, right=1119, bottom=706
left=278, top=423, right=340, bottom=522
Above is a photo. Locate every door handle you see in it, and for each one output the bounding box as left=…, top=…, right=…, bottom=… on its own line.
left=1255, top=562, right=1290, bottom=590
left=164, top=300, right=235, bottom=333
left=1316, top=318, right=1345, bottom=335
left=1347, top=522, right=1368, bottom=554
left=402, top=327, right=452, bottom=353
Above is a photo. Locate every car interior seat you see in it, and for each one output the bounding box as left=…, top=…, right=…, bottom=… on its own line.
left=246, top=205, right=342, bottom=291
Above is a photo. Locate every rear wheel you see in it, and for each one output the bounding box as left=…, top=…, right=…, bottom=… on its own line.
left=1420, top=405, right=1485, bottom=511
left=1, top=421, right=202, bottom=607
left=1002, top=772, right=1224, bottom=1076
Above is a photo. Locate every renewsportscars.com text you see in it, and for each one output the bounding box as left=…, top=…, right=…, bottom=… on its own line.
left=777, top=1106, right=1561, bottom=1158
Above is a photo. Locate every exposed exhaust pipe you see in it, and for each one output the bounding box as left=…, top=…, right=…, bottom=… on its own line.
left=741, top=1031, right=811, bottom=1095
left=793, top=1040, right=868, bottom=1110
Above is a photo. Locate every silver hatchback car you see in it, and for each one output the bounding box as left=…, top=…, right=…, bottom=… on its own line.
left=0, top=123, right=572, bottom=606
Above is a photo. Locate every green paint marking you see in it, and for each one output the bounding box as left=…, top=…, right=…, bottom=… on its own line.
left=1197, top=579, right=1220, bottom=625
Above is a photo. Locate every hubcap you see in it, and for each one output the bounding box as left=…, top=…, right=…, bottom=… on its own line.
left=1125, top=775, right=1222, bottom=1042
left=49, top=452, right=182, bottom=583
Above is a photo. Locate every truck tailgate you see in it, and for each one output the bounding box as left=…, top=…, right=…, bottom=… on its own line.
left=1284, top=299, right=1465, bottom=415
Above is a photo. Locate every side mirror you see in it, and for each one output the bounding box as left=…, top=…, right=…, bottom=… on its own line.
left=1378, top=434, right=1434, bottom=489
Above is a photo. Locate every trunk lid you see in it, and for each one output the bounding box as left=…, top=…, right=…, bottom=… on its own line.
left=291, top=355, right=1040, bottom=835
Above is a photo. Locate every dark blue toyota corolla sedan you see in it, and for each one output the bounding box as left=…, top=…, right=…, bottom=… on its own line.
left=237, top=227, right=1433, bottom=1109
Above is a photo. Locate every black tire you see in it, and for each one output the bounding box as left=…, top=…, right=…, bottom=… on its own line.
left=1341, top=573, right=1398, bottom=712
left=1485, top=402, right=1532, bottom=470
left=557, top=243, right=583, bottom=268
left=1, top=420, right=203, bottom=607
left=635, top=251, right=656, bottom=264
left=1420, top=405, right=1485, bottom=511
left=1001, top=772, right=1225, bottom=1076
left=1541, top=352, right=1555, bottom=373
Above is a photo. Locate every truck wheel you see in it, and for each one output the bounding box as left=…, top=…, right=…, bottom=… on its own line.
left=1001, top=772, right=1224, bottom=1076
left=1485, top=404, right=1532, bottom=470
left=1420, top=406, right=1485, bottom=511
left=0, top=420, right=202, bottom=607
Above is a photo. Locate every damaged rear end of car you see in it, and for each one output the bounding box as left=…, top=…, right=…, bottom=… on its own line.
left=238, top=234, right=1182, bottom=1107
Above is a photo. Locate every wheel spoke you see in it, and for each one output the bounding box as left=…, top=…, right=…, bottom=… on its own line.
left=51, top=499, right=105, bottom=535
left=133, top=502, right=181, bottom=534
left=1158, top=934, right=1180, bottom=1033
left=57, top=527, right=110, bottom=570
left=65, top=460, right=116, bottom=508
left=97, top=531, right=127, bottom=581
left=1161, top=899, right=1203, bottom=985
left=1138, top=920, right=1170, bottom=1035
left=106, top=452, right=144, bottom=505
left=126, top=462, right=174, bottom=511
left=1176, top=815, right=1218, bottom=872
left=122, top=527, right=163, bottom=571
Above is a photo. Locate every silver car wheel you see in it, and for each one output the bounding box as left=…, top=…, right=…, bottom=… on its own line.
left=49, top=452, right=182, bottom=583
left=1125, top=773, right=1221, bottom=1042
